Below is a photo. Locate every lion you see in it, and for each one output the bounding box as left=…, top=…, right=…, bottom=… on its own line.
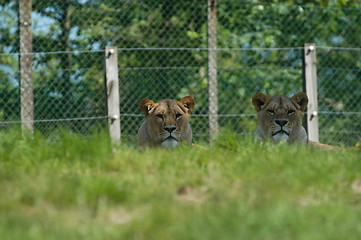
left=252, top=92, right=309, bottom=143
left=137, top=96, right=195, bottom=148
left=252, top=92, right=348, bottom=149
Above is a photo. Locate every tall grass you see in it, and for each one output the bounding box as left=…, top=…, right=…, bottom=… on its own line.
left=0, top=129, right=360, bottom=240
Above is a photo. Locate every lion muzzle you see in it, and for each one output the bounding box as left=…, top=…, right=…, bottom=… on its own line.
left=272, top=129, right=290, bottom=142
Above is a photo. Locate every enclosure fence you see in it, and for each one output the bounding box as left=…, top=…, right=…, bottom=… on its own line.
left=0, top=1, right=360, bottom=146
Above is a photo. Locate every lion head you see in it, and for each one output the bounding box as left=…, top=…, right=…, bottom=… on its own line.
left=252, top=92, right=309, bottom=143
left=137, top=96, right=195, bottom=148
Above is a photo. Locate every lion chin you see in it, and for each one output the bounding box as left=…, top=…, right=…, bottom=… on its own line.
left=272, top=133, right=289, bottom=142
left=161, top=138, right=179, bottom=148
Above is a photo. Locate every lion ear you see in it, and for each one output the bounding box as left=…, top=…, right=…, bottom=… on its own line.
left=180, top=96, right=195, bottom=114
left=291, top=92, right=308, bottom=112
left=252, top=92, right=270, bottom=112
left=139, top=98, right=155, bottom=116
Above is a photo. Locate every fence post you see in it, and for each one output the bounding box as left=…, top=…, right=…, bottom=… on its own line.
left=19, top=0, right=34, bottom=136
left=207, top=0, right=218, bottom=143
left=303, top=43, right=319, bottom=142
left=105, top=46, right=121, bottom=144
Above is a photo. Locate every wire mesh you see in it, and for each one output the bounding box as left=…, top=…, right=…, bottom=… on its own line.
left=0, top=1, right=360, bottom=146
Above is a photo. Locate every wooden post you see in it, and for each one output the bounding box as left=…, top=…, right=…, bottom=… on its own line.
left=303, top=43, right=319, bottom=142
left=208, top=0, right=218, bottom=143
left=19, top=0, right=34, bottom=135
left=105, top=46, right=121, bottom=144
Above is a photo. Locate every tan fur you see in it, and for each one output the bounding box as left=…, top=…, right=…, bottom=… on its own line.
left=137, top=96, right=195, bottom=148
left=252, top=92, right=309, bottom=143
left=308, top=140, right=341, bottom=149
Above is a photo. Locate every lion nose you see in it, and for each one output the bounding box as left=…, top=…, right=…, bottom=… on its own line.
left=275, top=120, right=288, bottom=127
left=164, top=126, right=176, bottom=133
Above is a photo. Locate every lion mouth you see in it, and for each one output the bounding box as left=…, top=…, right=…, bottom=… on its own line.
left=163, top=135, right=178, bottom=142
left=272, top=130, right=289, bottom=136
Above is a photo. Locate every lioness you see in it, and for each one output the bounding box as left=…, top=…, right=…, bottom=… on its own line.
left=252, top=92, right=308, bottom=143
left=137, top=96, right=195, bottom=148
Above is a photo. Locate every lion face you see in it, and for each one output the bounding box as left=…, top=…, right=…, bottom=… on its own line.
left=252, top=92, right=309, bottom=143
left=137, top=96, right=195, bottom=148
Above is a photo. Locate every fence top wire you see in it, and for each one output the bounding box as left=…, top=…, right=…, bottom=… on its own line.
left=116, top=47, right=361, bottom=51
left=2, top=112, right=359, bottom=125
left=317, top=46, right=361, bottom=51
left=319, top=111, right=361, bottom=115
left=2, top=46, right=361, bottom=56
left=236, top=1, right=361, bottom=11
left=6, top=66, right=300, bottom=74
left=8, top=67, right=95, bottom=74
left=118, top=66, right=301, bottom=70
left=0, top=116, right=108, bottom=125
left=121, top=113, right=361, bottom=116
left=0, top=49, right=105, bottom=56
left=114, top=47, right=305, bottom=51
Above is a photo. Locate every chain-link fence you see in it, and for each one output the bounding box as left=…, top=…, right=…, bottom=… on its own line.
left=1, top=1, right=360, bottom=146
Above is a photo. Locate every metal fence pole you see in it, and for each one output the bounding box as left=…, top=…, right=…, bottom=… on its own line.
left=208, top=0, right=218, bottom=143
left=19, top=0, right=34, bottom=136
left=105, top=46, right=121, bottom=144
left=303, top=43, right=319, bottom=142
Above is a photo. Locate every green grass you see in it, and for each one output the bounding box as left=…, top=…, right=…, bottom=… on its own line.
left=0, top=129, right=361, bottom=240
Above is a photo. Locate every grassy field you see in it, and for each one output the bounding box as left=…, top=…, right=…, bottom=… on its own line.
left=0, top=130, right=361, bottom=240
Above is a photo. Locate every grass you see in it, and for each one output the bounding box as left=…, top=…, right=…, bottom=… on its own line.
left=0, top=129, right=361, bottom=240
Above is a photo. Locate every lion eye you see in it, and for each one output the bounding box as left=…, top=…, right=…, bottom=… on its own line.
left=176, top=114, right=182, bottom=119
left=267, top=110, right=275, bottom=115
left=288, top=110, right=295, bottom=115
left=156, top=114, right=163, bottom=120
